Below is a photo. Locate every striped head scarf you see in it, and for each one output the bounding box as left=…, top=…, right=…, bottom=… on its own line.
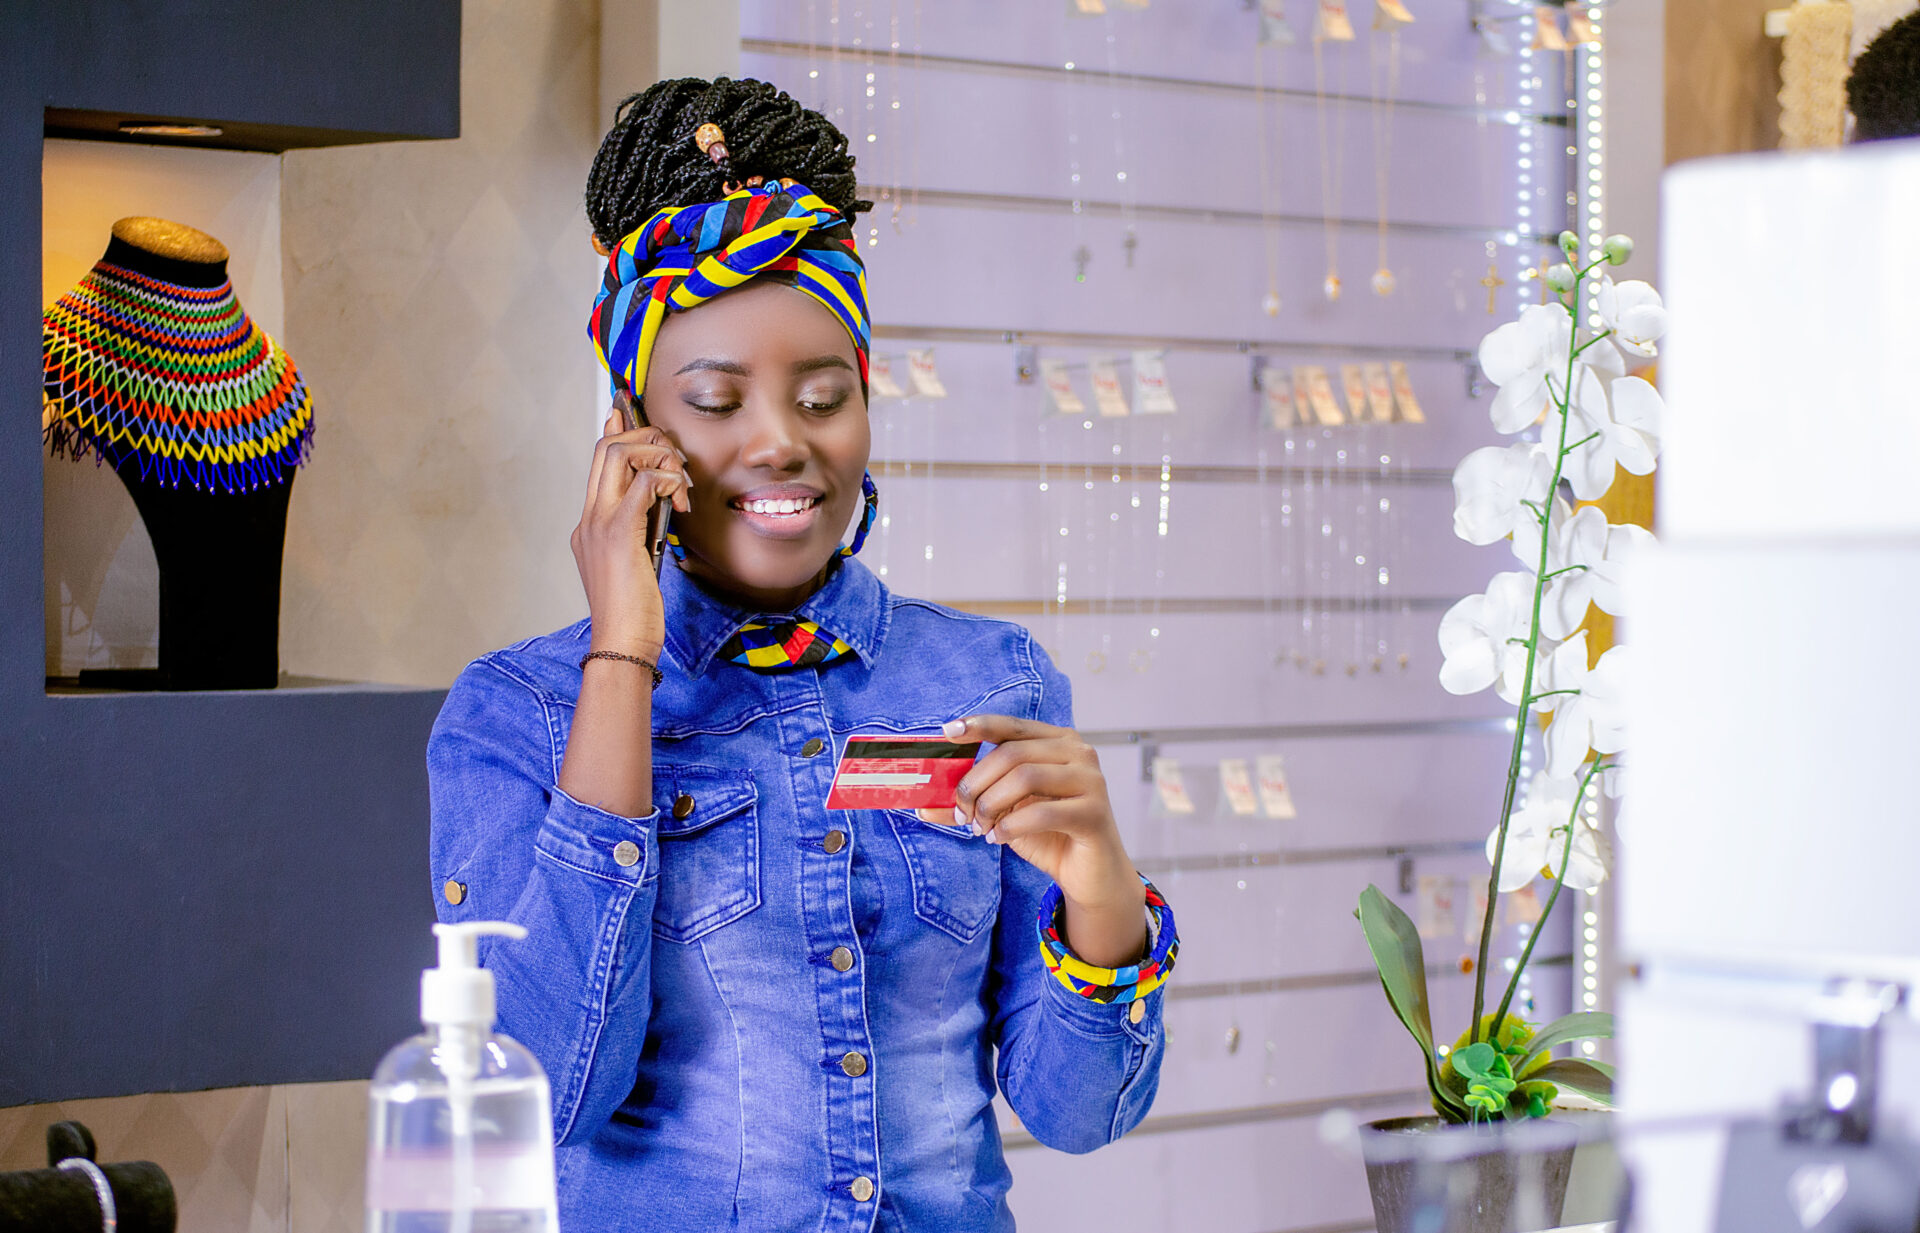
left=587, top=181, right=870, bottom=403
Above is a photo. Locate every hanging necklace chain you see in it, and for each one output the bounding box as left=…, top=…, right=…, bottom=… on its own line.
left=1313, top=37, right=1348, bottom=296
left=1369, top=28, right=1403, bottom=280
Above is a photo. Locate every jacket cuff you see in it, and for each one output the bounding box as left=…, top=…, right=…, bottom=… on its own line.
left=1041, top=969, right=1164, bottom=1043
left=535, top=786, right=660, bottom=884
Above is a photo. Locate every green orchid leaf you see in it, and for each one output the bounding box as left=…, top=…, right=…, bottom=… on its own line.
left=1357, top=885, right=1459, bottom=1117
left=1515, top=1011, right=1616, bottom=1074
left=1530, top=1058, right=1616, bottom=1105
left=1451, top=1042, right=1499, bottom=1082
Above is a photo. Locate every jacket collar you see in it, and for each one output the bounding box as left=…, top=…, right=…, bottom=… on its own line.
left=661, top=555, right=891, bottom=677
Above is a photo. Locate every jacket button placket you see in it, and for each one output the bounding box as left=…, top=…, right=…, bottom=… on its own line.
left=788, top=685, right=879, bottom=1224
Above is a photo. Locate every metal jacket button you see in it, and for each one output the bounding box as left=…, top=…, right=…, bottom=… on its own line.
left=801, top=737, right=826, bottom=757
left=443, top=880, right=466, bottom=906
left=672, top=794, right=695, bottom=819
left=851, top=1177, right=875, bottom=1202
left=823, top=829, right=847, bottom=855
left=1129, top=1000, right=1147, bottom=1024
left=829, top=946, right=855, bottom=972
left=840, top=1051, right=868, bottom=1077
left=613, top=840, right=641, bottom=867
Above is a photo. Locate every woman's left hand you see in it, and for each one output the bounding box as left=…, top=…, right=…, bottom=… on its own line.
left=918, top=713, right=1147, bottom=967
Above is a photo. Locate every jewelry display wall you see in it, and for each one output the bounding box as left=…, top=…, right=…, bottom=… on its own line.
left=744, top=3, right=1584, bottom=1228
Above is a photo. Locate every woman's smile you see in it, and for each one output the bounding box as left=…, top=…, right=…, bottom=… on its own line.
left=729, top=483, right=827, bottom=538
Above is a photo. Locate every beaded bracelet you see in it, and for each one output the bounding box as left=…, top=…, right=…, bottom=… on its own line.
left=579, top=650, right=664, bottom=689
left=1036, top=873, right=1178, bottom=1004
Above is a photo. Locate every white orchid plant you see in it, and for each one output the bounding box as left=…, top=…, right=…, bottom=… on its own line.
left=1358, top=232, right=1665, bottom=1125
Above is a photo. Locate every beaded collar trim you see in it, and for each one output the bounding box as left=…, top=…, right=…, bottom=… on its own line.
left=43, top=261, right=314, bottom=492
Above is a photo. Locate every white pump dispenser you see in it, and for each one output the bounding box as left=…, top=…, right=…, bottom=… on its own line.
left=365, top=920, right=559, bottom=1233
left=422, top=920, right=522, bottom=1031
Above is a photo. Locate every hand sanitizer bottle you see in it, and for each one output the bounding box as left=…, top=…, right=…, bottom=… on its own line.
left=365, top=921, right=558, bottom=1233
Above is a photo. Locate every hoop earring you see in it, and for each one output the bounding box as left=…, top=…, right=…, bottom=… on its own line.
left=839, top=472, right=879, bottom=558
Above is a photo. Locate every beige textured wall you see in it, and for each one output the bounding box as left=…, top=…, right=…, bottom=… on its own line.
left=278, top=0, right=606, bottom=688
left=1667, top=0, right=1785, bottom=161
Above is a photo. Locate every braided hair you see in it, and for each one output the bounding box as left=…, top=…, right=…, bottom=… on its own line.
left=585, top=77, right=870, bottom=248
left=1850, top=12, right=1920, bottom=141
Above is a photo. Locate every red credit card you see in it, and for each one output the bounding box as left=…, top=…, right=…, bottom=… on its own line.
left=825, top=735, right=982, bottom=811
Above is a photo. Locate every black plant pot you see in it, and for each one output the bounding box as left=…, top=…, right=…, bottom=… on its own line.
left=1361, top=1116, right=1581, bottom=1233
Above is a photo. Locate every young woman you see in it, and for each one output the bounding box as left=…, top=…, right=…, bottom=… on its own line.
left=428, top=77, right=1178, bottom=1232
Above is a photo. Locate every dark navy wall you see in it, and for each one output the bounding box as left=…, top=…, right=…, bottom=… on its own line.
left=1, top=1, right=459, bottom=1106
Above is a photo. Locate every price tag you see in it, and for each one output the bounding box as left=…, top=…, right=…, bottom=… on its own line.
left=1317, top=0, right=1356, bottom=40
left=1341, top=364, right=1372, bottom=422
left=1417, top=875, right=1457, bottom=940
left=1152, top=756, right=1196, bottom=815
left=1261, top=364, right=1297, bottom=429
left=1389, top=359, right=1425, bottom=423
left=1303, top=365, right=1346, bottom=426
left=1132, top=349, right=1177, bottom=415
left=1363, top=361, right=1396, bottom=422
left=1040, top=357, right=1084, bottom=416
left=907, top=348, right=948, bottom=399
left=1219, top=758, right=1260, bottom=816
left=868, top=354, right=905, bottom=399
left=1255, top=754, right=1298, bottom=819
left=1089, top=355, right=1131, bottom=417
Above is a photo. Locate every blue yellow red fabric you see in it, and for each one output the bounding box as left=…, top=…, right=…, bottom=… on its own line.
left=42, top=261, right=314, bottom=492
left=1037, top=874, right=1179, bottom=1003
left=716, top=617, right=854, bottom=672
left=586, top=181, right=870, bottom=403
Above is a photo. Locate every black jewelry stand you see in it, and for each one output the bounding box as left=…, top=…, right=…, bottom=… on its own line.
left=66, top=235, right=294, bottom=692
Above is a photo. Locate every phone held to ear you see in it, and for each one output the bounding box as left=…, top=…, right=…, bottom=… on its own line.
left=826, top=736, right=983, bottom=814
left=613, top=389, right=674, bottom=579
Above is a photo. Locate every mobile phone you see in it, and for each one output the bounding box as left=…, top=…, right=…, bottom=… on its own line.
left=612, top=389, right=674, bottom=578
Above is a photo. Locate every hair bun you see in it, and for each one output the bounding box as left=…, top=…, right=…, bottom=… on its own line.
left=587, top=77, right=871, bottom=248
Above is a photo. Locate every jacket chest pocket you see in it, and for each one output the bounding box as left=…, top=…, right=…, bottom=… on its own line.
left=651, top=768, right=760, bottom=944
left=884, top=810, right=1002, bottom=944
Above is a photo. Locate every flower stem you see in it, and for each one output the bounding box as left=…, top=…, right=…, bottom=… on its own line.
left=1571, top=329, right=1614, bottom=358
left=1474, top=278, right=1585, bottom=1045
left=1542, top=565, right=1590, bottom=581
left=1490, top=759, right=1607, bottom=1032
left=1563, top=432, right=1602, bottom=454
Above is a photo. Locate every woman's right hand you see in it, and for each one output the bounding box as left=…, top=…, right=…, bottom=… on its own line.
left=571, top=409, right=692, bottom=661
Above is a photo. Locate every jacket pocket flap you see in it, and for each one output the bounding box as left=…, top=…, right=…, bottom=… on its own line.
left=653, top=768, right=757, bottom=838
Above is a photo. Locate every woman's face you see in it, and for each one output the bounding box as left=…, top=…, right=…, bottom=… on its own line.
left=641, top=280, right=871, bottom=612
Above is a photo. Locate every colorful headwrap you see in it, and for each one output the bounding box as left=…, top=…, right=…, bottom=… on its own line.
left=42, top=260, right=314, bottom=492
left=587, top=181, right=870, bottom=403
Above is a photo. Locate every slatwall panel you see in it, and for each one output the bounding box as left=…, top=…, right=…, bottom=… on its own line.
left=738, top=4, right=1572, bottom=1229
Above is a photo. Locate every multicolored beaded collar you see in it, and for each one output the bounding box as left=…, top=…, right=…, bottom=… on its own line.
left=43, top=253, right=314, bottom=492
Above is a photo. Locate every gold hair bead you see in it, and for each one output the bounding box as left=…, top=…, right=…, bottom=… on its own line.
left=693, top=122, right=730, bottom=165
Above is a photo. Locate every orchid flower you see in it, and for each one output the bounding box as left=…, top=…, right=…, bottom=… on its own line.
left=1584, top=519, right=1655, bottom=619
left=1513, top=505, right=1655, bottom=639
left=1560, top=373, right=1663, bottom=501
left=1438, top=572, right=1535, bottom=698
left=1522, top=629, right=1588, bottom=715
left=1452, top=443, right=1553, bottom=546
left=1486, top=769, right=1610, bottom=892
left=1596, top=278, right=1669, bottom=360
left=1478, top=304, right=1623, bottom=435
left=1539, top=641, right=1628, bottom=779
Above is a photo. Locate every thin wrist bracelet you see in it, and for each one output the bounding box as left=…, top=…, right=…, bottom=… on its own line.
left=1036, top=872, right=1178, bottom=1004
left=579, top=650, right=664, bottom=689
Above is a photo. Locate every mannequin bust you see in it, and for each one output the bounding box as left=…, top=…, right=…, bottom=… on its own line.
left=49, top=217, right=304, bottom=691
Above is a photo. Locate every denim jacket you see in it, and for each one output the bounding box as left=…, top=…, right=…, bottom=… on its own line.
left=428, top=557, right=1165, bottom=1232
